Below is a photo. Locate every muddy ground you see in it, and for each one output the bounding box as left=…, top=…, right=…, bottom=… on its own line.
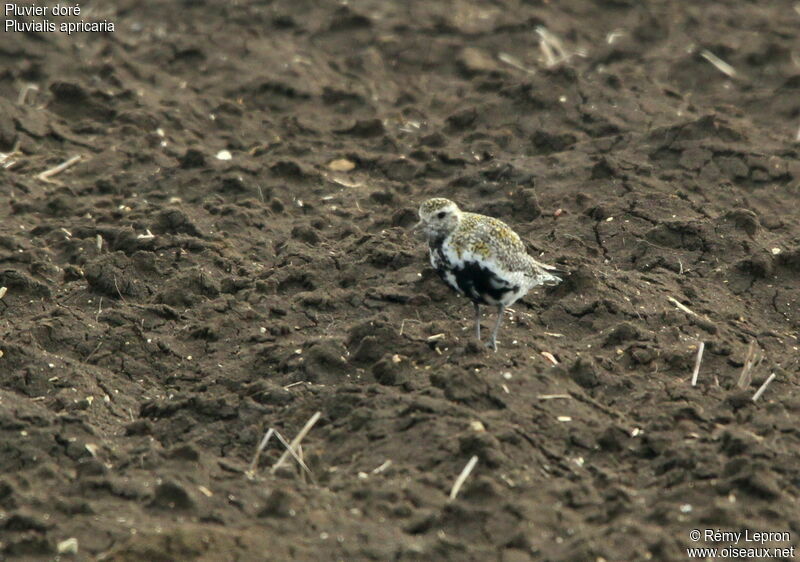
left=1, top=0, right=800, bottom=560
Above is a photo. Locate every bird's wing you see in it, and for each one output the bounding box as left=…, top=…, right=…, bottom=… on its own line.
left=473, top=214, right=526, bottom=249
left=453, top=214, right=527, bottom=271
left=459, top=214, right=564, bottom=287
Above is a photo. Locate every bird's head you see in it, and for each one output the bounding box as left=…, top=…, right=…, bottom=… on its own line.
left=414, top=198, right=462, bottom=238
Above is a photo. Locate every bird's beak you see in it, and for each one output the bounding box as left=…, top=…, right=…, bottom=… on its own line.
left=410, top=219, right=427, bottom=239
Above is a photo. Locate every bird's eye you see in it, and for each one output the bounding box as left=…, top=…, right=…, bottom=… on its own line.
left=437, top=211, right=446, bottom=219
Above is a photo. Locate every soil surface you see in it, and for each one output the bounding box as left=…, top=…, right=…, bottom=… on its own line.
left=2, top=1, right=800, bottom=560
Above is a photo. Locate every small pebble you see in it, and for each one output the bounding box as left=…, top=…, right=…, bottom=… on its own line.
left=57, top=538, right=79, bottom=555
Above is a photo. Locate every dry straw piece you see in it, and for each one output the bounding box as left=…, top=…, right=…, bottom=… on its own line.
left=752, top=373, right=776, bottom=402
left=17, top=83, right=39, bottom=105
left=537, top=394, right=572, bottom=400
left=700, top=49, right=737, bottom=78
left=248, top=428, right=275, bottom=475
left=450, top=455, right=479, bottom=500
left=536, top=26, right=569, bottom=67
left=37, top=155, right=82, bottom=183
left=247, top=421, right=316, bottom=481
left=497, top=52, right=536, bottom=74
left=690, top=342, right=705, bottom=387
left=272, top=430, right=313, bottom=479
left=540, top=351, right=559, bottom=365
left=737, top=341, right=758, bottom=389
left=667, top=296, right=698, bottom=317
left=271, top=411, right=321, bottom=474
left=372, top=460, right=392, bottom=474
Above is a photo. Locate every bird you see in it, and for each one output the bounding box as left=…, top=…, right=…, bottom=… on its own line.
left=415, top=197, right=561, bottom=351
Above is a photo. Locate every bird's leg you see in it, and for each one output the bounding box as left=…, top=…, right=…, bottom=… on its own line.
left=473, top=302, right=481, bottom=341
left=488, top=304, right=504, bottom=352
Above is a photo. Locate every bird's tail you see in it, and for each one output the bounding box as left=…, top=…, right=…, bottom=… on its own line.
left=528, top=257, right=565, bottom=285
left=540, top=270, right=562, bottom=286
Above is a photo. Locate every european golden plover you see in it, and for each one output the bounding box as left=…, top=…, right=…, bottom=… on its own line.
left=416, top=197, right=561, bottom=350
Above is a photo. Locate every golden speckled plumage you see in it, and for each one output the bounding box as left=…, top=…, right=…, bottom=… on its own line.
left=453, top=213, right=528, bottom=269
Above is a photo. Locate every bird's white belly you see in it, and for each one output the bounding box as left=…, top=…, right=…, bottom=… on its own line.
left=443, top=270, right=459, bottom=292
left=431, top=242, right=533, bottom=306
